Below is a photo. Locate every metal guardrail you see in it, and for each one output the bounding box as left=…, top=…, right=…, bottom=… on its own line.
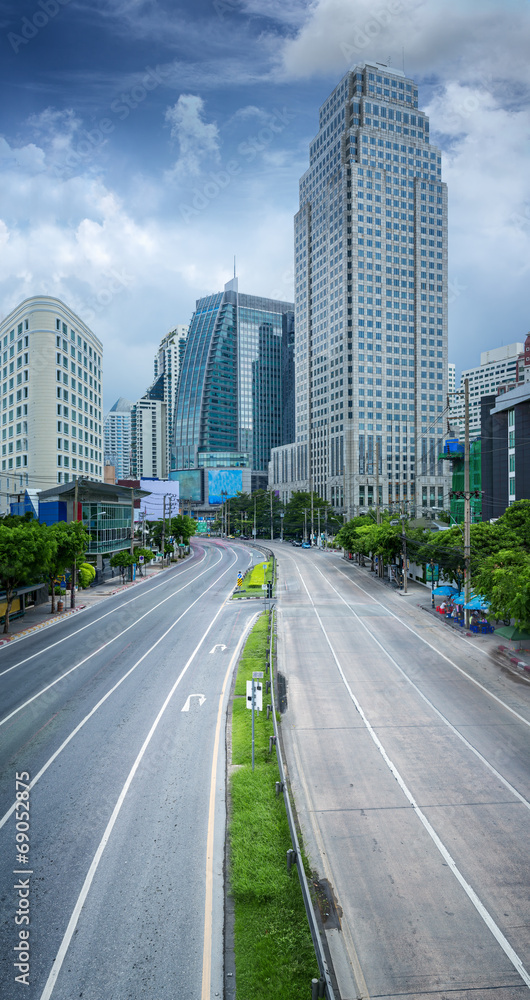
left=266, top=609, right=337, bottom=1000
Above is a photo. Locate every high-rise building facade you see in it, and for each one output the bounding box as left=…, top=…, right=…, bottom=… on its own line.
left=270, top=62, right=449, bottom=515
left=0, top=295, right=103, bottom=510
left=449, top=343, right=523, bottom=440
left=130, top=325, right=188, bottom=479
left=153, top=325, right=188, bottom=474
left=173, top=277, right=294, bottom=473
left=104, top=397, right=132, bottom=479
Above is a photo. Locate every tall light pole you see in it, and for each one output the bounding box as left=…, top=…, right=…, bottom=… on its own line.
left=464, top=377, right=471, bottom=628
left=401, top=512, right=407, bottom=594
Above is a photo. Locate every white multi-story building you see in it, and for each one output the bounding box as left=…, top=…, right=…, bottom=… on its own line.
left=131, top=397, right=167, bottom=479
left=269, top=62, right=449, bottom=515
left=153, top=325, right=188, bottom=474
left=0, top=295, right=103, bottom=510
left=131, top=325, right=188, bottom=479
left=448, top=362, right=455, bottom=395
left=450, top=343, right=523, bottom=439
left=104, top=397, right=132, bottom=479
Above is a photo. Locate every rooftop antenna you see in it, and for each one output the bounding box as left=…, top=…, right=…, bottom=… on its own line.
left=234, top=255, right=236, bottom=279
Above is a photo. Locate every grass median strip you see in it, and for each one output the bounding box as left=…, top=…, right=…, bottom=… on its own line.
left=232, top=559, right=273, bottom=599
left=228, top=612, right=319, bottom=998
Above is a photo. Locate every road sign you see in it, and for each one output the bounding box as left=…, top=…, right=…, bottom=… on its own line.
left=246, top=680, right=262, bottom=711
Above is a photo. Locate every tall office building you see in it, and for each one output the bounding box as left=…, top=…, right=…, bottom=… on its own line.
left=270, top=62, right=449, bottom=515
left=154, top=325, right=188, bottom=474
left=449, top=343, right=522, bottom=440
left=104, top=397, right=132, bottom=479
left=173, top=277, right=294, bottom=473
left=130, top=325, right=188, bottom=479
left=0, top=295, right=103, bottom=510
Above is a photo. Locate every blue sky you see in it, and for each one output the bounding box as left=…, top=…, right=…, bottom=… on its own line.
left=0, top=0, right=528, bottom=410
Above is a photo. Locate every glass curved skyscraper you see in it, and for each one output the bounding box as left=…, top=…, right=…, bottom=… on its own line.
left=173, top=277, right=294, bottom=473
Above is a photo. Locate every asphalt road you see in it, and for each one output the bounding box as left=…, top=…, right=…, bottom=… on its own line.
left=0, top=539, right=262, bottom=1000
left=274, top=544, right=530, bottom=1000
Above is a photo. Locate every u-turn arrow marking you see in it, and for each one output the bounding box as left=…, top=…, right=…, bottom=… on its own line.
left=181, top=694, right=206, bottom=712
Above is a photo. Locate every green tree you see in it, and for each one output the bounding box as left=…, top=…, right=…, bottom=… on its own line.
left=0, top=522, right=54, bottom=633
left=110, top=550, right=136, bottom=584
left=494, top=499, right=530, bottom=551
left=46, top=521, right=88, bottom=612
left=336, top=515, right=372, bottom=562
left=169, top=514, right=197, bottom=545
left=473, top=549, right=530, bottom=629
left=283, top=491, right=333, bottom=541
left=135, top=547, right=155, bottom=575
left=78, top=562, right=96, bottom=589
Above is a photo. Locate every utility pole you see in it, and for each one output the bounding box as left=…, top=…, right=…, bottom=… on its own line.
left=464, top=377, right=471, bottom=627
left=303, top=508, right=308, bottom=543
left=130, top=487, right=135, bottom=559
left=310, top=489, right=314, bottom=546
left=375, top=439, right=381, bottom=525
left=71, top=478, right=78, bottom=609
left=253, top=496, right=256, bottom=539
left=270, top=489, right=273, bottom=541
left=161, top=494, right=166, bottom=564
left=401, top=508, right=407, bottom=595
left=317, top=507, right=320, bottom=547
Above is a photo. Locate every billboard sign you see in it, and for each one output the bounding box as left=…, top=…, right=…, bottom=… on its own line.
left=208, top=469, right=243, bottom=505
left=169, top=469, right=203, bottom=502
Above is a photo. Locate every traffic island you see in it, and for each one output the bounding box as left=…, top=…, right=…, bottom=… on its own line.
left=226, top=611, right=319, bottom=998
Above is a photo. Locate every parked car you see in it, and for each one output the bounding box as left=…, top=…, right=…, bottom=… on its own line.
left=291, top=539, right=302, bottom=546
left=301, top=541, right=311, bottom=548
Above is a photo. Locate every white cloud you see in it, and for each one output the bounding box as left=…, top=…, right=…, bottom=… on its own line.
left=276, top=0, right=530, bottom=98
left=165, top=94, right=221, bottom=180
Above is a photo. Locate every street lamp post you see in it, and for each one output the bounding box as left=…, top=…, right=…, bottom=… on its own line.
left=280, top=511, right=284, bottom=542
left=430, top=558, right=435, bottom=608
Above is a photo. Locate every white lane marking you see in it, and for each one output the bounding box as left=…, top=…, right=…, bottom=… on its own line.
left=298, top=571, right=530, bottom=991
left=182, top=693, right=206, bottom=712
left=330, top=562, right=530, bottom=729
left=38, top=567, right=240, bottom=1000
left=312, top=567, right=530, bottom=812
left=209, top=644, right=227, bottom=654
left=0, top=549, right=238, bottom=834
left=0, top=546, right=209, bottom=680
left=0, top=550, right=225, bottom=728
left=201, top=612, right=260, bottom=1000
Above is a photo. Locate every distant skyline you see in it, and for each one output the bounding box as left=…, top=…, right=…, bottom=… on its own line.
left=0, top=0, right=528, bottom=410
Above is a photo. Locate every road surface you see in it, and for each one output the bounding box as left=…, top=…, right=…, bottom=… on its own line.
left=0, top=539, right=260, bottom=1000
left=274, top=544, right=530, bottom=1000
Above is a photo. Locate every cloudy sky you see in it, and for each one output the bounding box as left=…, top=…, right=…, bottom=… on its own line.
left=0, top=0, right=528, bottom=411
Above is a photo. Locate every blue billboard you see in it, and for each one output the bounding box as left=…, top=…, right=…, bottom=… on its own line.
left=208, top=469, right=243, bottom=505
left=169, top=469, right=203, bottom=502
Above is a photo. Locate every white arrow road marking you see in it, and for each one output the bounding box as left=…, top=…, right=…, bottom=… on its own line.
left=209, top=644, right=227, bottom=653
left=181, top=693, right=206, bottom=712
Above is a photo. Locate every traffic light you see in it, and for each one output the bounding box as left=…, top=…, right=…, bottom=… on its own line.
left=266, top=582, right=273, bottom=599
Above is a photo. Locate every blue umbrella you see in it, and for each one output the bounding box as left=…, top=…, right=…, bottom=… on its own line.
left=433, top=585, right=458, bottom=596
left=452, top=593, right=466, bottom=605
left=465, top=596, right=490, bottom=611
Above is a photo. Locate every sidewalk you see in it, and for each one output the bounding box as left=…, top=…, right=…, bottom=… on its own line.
left=341, top=555, right=530, bottom=684
left=0, top=562, right=181, bottom=647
